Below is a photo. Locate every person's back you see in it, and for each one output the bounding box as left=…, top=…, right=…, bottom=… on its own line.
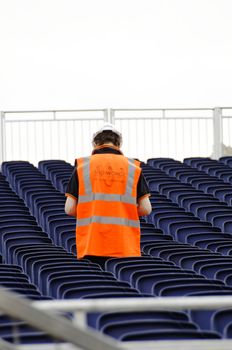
left=65, top=123, right=152, bottom=266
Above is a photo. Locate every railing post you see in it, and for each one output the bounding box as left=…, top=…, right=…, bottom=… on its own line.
left=109, top=109, right=115, bottom=124
left=73, top=311, right=88, bottom=329
left=0, top=112, right=5, bottom=166
left=104, top=109, right=110, bottom=123
left=213, top=107, right=223, bottom=159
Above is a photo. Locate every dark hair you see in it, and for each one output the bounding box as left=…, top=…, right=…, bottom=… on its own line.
left=93, top=130, right=121, bottom=147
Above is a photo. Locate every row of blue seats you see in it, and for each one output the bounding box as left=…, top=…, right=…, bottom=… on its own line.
left=144, top=191, right=232, bottom=256
left=0, top=164, right=221, bottom=337
left=2, top=161, right=76, bottom=255
left=144, top=160, right=232, bottom=233
left=185, top=157, right=232, bottom=204
left=1, top=159, right=232, bottom=341
left=142, top=161, right=232, bottom=277
left=35, top=159, right=232, bottom=340
left=1, top=164, right=159, bottom=343
left=25, top=160, right=232, bottom=292
left=38, top=159, right=74, bottom=193
left=87, top=306, right=232, bottom=340
left=2, top=162, right=150, bottom=300
left=140, top=158, right=232, bottom=338
left=148, top=157, right=232, bottom=204
left=185, top=156, right=232, bottom=179
left=0, top=171, right=58, bottom=343
left=34, top=159, right=232, bottom=339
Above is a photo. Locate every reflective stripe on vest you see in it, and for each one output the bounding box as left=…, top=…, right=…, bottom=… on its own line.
left=82, top=156, right=92, bottom=193
left=78, top=193, right=136, bottom=204
left=77, top=215, right=140, bottom=228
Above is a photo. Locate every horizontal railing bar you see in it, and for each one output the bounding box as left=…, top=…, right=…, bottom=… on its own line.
left=4, top=117, right=214, bottom=123
left=0, top=338, right=17, bottom=350
left=124, top=339, right=232, bottom=350
left=3, top=108, right=231, bottom=113
left=4, top=118, right=104, bottom=123
left=111, top=108, right=215, bottom=111
left=17, top=345, right=79, bottom=350
left=0, top=289, right=123, bottom=350
left=113, top=117, right=212, bottom=120
left=33, top=296, right=232, bottom=312
left=2, top=109, right=106, bottom=114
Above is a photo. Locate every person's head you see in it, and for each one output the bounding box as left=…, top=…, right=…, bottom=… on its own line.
left=92, top=123, right=122, bottom=148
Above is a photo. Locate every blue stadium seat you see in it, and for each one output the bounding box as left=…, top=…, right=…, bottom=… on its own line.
left=62, top=286, right=140, bottom=299
left=117, top=262, right=174, bottom=282
left=120, top=329, right=221, bottom=341
left=89, top=310, right=189, bottom=330
left=180, top=255, right=232, bottom=271
left=212, top=309, right=232, bottom=337
left=101, top=319, right=198, bottom=339
left=136, top=272, right=205, bottom=294
left=186, top=232, right=231, bottom=246
left=49, top=274, right=123, bottom=298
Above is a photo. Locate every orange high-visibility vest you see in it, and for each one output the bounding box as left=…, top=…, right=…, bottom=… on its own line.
left=75, top=154, right=141, bottom=258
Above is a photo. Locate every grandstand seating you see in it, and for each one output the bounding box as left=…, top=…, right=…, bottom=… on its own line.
left=1, top=156, right=232, bottom=344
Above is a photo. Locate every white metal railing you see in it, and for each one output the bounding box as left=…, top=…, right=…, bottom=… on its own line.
left=1, top=107, right=232, bottom=165
left=3, top=293, right=232, bottom=350
left=34, top=295, right=232, bottom=313
left=33, top=296, right=232, bottom=350
left=1, top=287, right=232, bottom=349
left=0, top=109, right=108, bottom=166
left=0, top=288, right=123, bottom=350
left=221, top=107, right=232, bottom=157
left=111, top=108, right=216, bottom=162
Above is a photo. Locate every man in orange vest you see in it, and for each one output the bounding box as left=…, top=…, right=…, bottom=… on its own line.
left=65, top=123, right=151, bottom=268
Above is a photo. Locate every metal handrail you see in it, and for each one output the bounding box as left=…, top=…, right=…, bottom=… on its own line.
left=0, top=288, right=124, bottom=350
left=0, top=109, right=109, bottom=165
left=0, top=339, right=17, bottom=350
left=2, top=289, right=232, bottom=349
left=1, top=294, right=232, bottom=350
left=110, top=108, right=214, bottom=111
left=1, top=106, right=232, bottom=168
left=33, top=295, right=232, bottom=312
left=2, top=109, right=107, bottom=113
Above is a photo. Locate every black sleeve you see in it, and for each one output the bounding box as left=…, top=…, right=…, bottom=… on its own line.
left=137, top=172, right=150, bottom=201
left=65, top=168, right=79, bottom=200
